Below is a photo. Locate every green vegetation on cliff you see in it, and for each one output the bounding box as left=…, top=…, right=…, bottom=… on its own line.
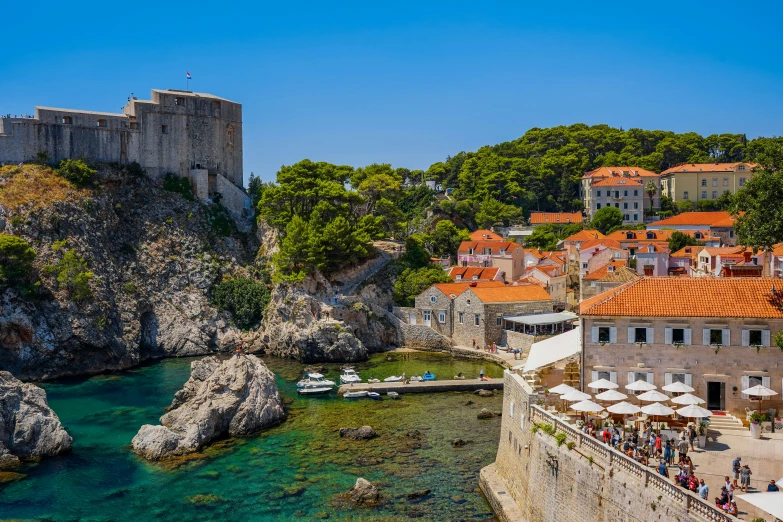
left=0, top=234, right=37, bottom=290
left=211, top=275, right=271, bottom=330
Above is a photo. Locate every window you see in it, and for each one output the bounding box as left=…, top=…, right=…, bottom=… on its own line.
left=738, top=164, right=745, bottom=171
left=694, top=232, right=702, bottom=239
left=634, top=327, right=647, bottom=343
left=634, top=190, right=638, bottom=196
left=701, top=191, right=707, bottom=199
left=455, top=275, right=462, bottom=281
left=633, top=214, right=638, bottom=221
left=598, top=327, right=610, bottom=343
left=468, top=248, right=474, bottom=255
left=749, top=330, right=762, bottom=346
left=227, top=126, right=234, bottom=146
left=474, top=314, right=480, bottom=326
left=724, top=177, right=729, bottom=186
left=614, top=203, right=619, bottom=208
left=596, top=370, right=610, bottom=381
left=623, top=203, right=628, bottom=209
left=712, top=191, right=717, bottom=199
left=596, top=203, right=601, bottom=209
left=458, top=312, right=464, bottom=324
left=129, top=121, right=138, bottom=129
left=633, top=202, right=638, bottom=209
left=646, top=232, right=654, bottom=239
left=701, top=179, right=707, bottom=187
left=438, top=310, right=446, bottom=324
left=623, top=214, right=629, bottom=220
left=499, top=249, right=505, bottom=255
left=710, top=329, right=723, bottom=345
left=175, top=96, right=185, bottom=106
left=161, top=124, right=169, bottom=134
left=466, top=299, right=471, bottom=305
left=729, top=230, right=734, bottom=238
left=582, top=263, right=588, bottom=268
left=496, top=316, right=502, bottom=326
left=510, top=401, right=515, bottom=418
left=212, top=100, right=221, bottom=115
left=712, top=178, right=718, bottom=186
left=739, top=178, right=746, bottom=187
left=683, top=191, right=689, bottom=200
left=62, top=116, right=72, bottom=125
left=430, top=296, right=437, bottom=303
left=672, top=328, right=685, bottom=344
left=423, top=311, right=431, bottom=322
left=614, top=191, right=620, bottom=198
left=624, top=190, right=628, bottom=196
left=97, top=119, right=107, bottom=127
left=597, top=190, right=601, bottom=197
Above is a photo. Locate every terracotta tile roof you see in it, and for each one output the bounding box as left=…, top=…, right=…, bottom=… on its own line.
left=600, top=266, right=640, bottom=283
left=699, top=246, right=745, bottom=257
left=660, top=162, right=757, bottom=175
left=517, top=276, right=546, bottom=287
left=584, top=260, right=628, bottom=281
left=591, top=177, right=644, bottom=187
left=711, top=214, right=739, bottom=228
left=648, top=211, right=732, bottom=228
left=579, top=238, right=623, bottom=251
left=772, top=243, right=783, bottom=257
left=636, top=242, right=670, bottom=254
left=432, top=281, right=506, bottom=299
left=583, top=166, right=660, bottom=179
left=447, top=267, right=500, bottom=281
left=580, top=277, right=783, bottom=318
left=607, top=229, right=715, bottom=242
left=528, top=212, right=583, bottom=224
left=564, top=230, right=606, bottom=242
left=469, top=284, right=553, bottom=303
left=469, top=229, right=503, bottom=241
left=458, top=240, right=518, bottom=253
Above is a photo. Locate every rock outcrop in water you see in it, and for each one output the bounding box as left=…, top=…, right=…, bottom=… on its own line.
left=131, top=355, right=284, bottom=460
left=0, top=371, right=72, bottom=467
left=339, top=426, right=378, bottom=440
left=348, top=477, right=380, bottom=505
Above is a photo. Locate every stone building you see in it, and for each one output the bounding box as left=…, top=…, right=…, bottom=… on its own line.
left=659, top=162, right=756, bottom=203
left=0, top=89, right=249, bottom=215
left=647, top=211, right=738, bottom=247
left=457, top=240, right=525, bottom=280
left=580, top=277, right=783, bottom=415
left=581, top=262, right=637, bottom=300
left=411, top=281, right=505, bottom=338
left=581, top=166, right=660, bottom=221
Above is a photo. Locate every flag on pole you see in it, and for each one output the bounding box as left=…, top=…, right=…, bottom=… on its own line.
left=186, top=72, right=192, bottom=79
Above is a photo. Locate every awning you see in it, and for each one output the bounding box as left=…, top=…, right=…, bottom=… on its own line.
left=517, top=327, right=581, bottom=373
left=503, top=312, right=578, bottom=326
left=736, top=492, right=783, bottom=520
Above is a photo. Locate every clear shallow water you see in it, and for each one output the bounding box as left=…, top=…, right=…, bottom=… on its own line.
left=0, top=351, right=504, bottom=521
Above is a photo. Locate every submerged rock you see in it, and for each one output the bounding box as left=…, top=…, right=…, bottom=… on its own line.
left=451, top=438, right=470, bottom=447
left=0, top=371, right=72, bottom=468
left=339, top=426, right=378, bottom=440
left=476, top=408, right=501, bottom=419
left=131, top=355, right=285, bottom=460
left=474, top=389, right=495, bottom=397
left=348, top=477, right=380, bottom=505
left=406, top=488, right=431, bottom=500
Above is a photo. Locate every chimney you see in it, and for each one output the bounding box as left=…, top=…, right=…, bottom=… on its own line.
left=470, top=282, right=477, bottom=287
left=744, top=251, right=752, bottom=263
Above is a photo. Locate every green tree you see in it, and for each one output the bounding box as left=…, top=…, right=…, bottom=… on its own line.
left=393, top=266, right=451, bottom=307
left=57, top=159, right=96, bottom=187
left=675, top=200, right=694, bottom=214
left=668, top=231, right=704, bottom=253
left=272, top=215, right=315, bottom=281
left=590, top=206, right=624, bottom=235
left=211, top=276, right=270, bottom=330
left=47, top=249, right=93, bottom=300
left=475, top=197, right=522, bottom=228
left=734, top=169, right=783, bottom=251
left=399, top=234, right=431, bottom=269
left=644, top=180, right=657, bottom=213
left=428, top=220, right=469, bottom=258
left=0, top=234, right=36, bottom=288
left=524, top=222, right=583, bottom=251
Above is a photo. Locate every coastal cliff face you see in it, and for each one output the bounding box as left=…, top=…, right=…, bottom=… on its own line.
left=131, top=355, right=285, bottom=460
left=0, top=370, right=72, bottom=467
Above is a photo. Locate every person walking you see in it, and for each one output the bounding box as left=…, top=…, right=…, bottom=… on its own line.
left=740, top=464, right=752, bottom=492
left=663, top=440, right=673, bottom=465
left=688, top=424, right=697, bottom=451
left=698, top=479, right=709, bottom=500
left=657, top=459, right=669, bottom=477
left=731, top=457, right=741, bottom=489
left=479, top=368, right=484, bottom=381
left=677, top=437, right=689, bottom=460
left=655, top=433, right=662, bottom=458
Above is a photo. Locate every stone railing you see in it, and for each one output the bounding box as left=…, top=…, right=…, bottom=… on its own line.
left=529, top=406, right=733, bottom=522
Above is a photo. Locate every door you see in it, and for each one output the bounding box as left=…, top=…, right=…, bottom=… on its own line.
left=707, top=382, right=724, bottom=410
left=423, top=311, right=431, bottom=327
left=409, top=313, right=416, bottom=325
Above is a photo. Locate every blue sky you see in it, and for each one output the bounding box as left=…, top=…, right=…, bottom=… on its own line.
left=2, top=1, right=782, bottom=184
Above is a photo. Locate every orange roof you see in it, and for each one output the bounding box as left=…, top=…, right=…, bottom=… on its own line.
left=699, top=246, right=745, bottom=257
left=772, top=243, right=783, bottom=257
left=670, top=246, right=700, bottom=259
left=584, top=260, right=628, bottom=281
left=607, top=229, right=715, bottom=242
left=432, top=281, right=505, bottom=299
left=711, top=214, right=739, bottom=228
left=580, top=277, right=783, bottom=318
left=529, top=212, right=583, bottom=224
left=579, top=238, right=622, bottom=251
left=468, top=284, right=552, bottom=303
left=591, top=177, right=644, bottom=187
left=564, top=230, right=606, bottom=242
left=648, top=211, right=732, bottom=228
left=469, top=229, right=503, bottom=241
left=517, top=276, right=546, bottom=287
left=458, top=240, right=517, bottom=253
left=660, top=162, right=757, bottom=175
left=583, top=166, right=660, bottom=179
left=636, top=242, right=670, bottom=254
left=448, top=267, right=500, bottom=281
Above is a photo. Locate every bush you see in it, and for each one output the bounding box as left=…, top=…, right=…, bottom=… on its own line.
left=392, top=266, right=452, bottom=307
left=162, top=173, right=194, bottom=200
left=45, top=249, right=93, bottom=300
left=0, top=234, right=36, bottom=288
left=211, top=276, right=270, bottom=330
left=122, top=282, right=138, bottom=294
left=554, top=433, right=567, bottom=446
left=207, top=204, right=233, bottom=237
left=57, top=159, right=96, bottom=187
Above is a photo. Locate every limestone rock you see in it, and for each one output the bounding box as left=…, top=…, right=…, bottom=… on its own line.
left=477, top=408, right=502, bottom=419
left=349, top=477, right=380, bottom=505
left=406, top=488, right=431, bottom=500
left=339, top=426, right=378, bottom=440
left=0, top=371, right=72, bottom=467
left=131, top=355, right=285, bottom=460
left=474, top=389, right=495, bottom=397
left=452, top=438, right=470, bottom=447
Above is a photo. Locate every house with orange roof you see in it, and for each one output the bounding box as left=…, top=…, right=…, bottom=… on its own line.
left=410, top=281, right=506, bottom=335
left=606, top=229, right=720, bottom=252
left=577, top=238, right=627, bottom=277
left=581, top=166, right=661, bottom=221
left=635, top=242, right=671, bottom=276
left=562, top=230, right=606, bottom=272
left=659, top=162, right=757, bottom=203
left=768, top=243, right=783, bottom=277
left=457, top=240, right=524, bottom=279
left=579, top=277, right=783, bottom=415
left=694, top=246, right=766, bottom=277
left=447, top=266, right=502, bottom=282
left=648, top=211, right=740, bottom=247
left=528, top=211, right=583, bottom=226
left=581, top=262, right=637, bottom=300
left=669, top=245, right=701, bottom=276
left=469, top=229, right=503, bottom=241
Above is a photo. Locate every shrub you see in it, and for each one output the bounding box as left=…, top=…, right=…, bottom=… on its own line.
left=36, top=151, right=50, bottom=165
left=45, top=249, right=93, bottom=300
left=122, top=282, right=138, bottom=294
left=57, top=159, right=96, bottom=187
left=211, top=276, right=270, bottom=330
left=207, top=204, right=233, bottom=237
left=566, top=441, right=575, bottom=450
left=9, top=215, right=24, bottom=227
left=540, top=423, right=555, bottom=436
left=554, top=433, right=567, bottom=447
left=162, top=173, right=194, bottom=200
left=0, top=234, right=36, bottom=288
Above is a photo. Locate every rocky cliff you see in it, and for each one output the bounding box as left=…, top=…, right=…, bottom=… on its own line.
left=131, top=354, right=285, bottom=460
left=0, top=370, right=72, bottom=468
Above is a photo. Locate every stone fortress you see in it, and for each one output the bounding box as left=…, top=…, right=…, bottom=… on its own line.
left=0, top=89, right=249, bottom=215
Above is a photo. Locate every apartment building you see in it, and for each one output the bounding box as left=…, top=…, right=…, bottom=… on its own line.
left=660, top=162, right=757, bottom=203
left=581, top=166, right=660, bottom=221
left=457, top=240, right=525, bottom=279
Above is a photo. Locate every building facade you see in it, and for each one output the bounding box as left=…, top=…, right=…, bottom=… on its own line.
left=659, top=162, right=757, bottom=203
left=581, top=166, right=660, bottom=221
left=457, top=240, right=525, bottom=280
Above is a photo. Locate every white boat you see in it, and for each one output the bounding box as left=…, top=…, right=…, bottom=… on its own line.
left=387, top=391, right=400, bottom=399
left=297, top=373, right=336, bottom=390
left=367, top=392, right=381, bottom=400
left=340, top=368, right=362, bottom=384
left=343, top=390, right=369, bottom=399
left=383, top=375, right=403, bottom=382
left=410, top=376, right=423, bottom=382
left=297, top=385, right=333, bottom=395
left=367, top=378, right=380, bottom=383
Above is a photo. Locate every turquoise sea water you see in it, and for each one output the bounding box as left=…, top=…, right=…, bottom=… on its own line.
left=0, top=352, right=504, bottom=521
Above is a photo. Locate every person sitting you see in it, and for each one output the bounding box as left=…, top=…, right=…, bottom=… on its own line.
left=725, top=501, right=739, bottom=515
left=657, top=459, right=669, bottom=477
left=688, top=474, right=699, bottom=493
left=768, top=479, right=780, bottom=492
left=715, top=487, right=729, bottom=507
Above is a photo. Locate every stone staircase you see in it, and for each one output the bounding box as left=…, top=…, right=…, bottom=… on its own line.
left=707, top=412, right=746, bottom=433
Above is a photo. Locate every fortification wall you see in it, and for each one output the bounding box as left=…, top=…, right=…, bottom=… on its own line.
left=481, top=371, right=734, bottom=522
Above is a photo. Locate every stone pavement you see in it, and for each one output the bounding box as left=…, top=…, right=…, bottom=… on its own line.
left=686, top=430, right=783, bottom=520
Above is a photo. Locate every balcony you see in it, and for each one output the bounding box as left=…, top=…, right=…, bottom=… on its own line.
left=458, top=254, right=493, bottom=264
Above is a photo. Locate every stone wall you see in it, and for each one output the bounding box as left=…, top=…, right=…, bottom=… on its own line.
left=381, top=309, right=452, bottom=350
left=481, top=371, right=734, bottom=522
left=499, top=330, right=536, bottom=352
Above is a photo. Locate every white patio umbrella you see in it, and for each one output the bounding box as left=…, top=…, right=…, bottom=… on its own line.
left=595, top=389, right=628, bottom=402
left=571, top=399, right=605, bottom=412
left=743, top=384, right=779, bottom=413
left=607, top=401, right=642, bottom=436
left=637, top=390, right=670, bottom=402
left=549, top=383, right=576, bottom=395
left=561, top=390, right=591, bottom=402
left=642, top=402, right=675, bottom=429
left=662, top=381, right=695, bottom=394
left=670, top=393, right=706, bottom=406
left=625, top=379, right=657, bottom=392
left=587, top=378, right=619, bottom=390
left=675, top=405, right=713, bottom=418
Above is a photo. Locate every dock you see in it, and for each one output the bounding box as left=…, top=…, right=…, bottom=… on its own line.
left=337, top=378, right=504, bottom=395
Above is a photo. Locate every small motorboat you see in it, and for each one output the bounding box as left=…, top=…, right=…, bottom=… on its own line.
left=383, top=375, right=403, bottom=382
left=453, top=373, right=465, bottom=380
left=297, top=373, right=336, bottom=391
left=298, top=385, right=333, bottom=395
left=410, top=375, right=423, bottom=382
left=343, top=390, right=369, bottom=399
left=423, top=371, right=435, bottom=381
left=367, top=392, right=381, bottom=400
left=340, top=368, right=362, bottom=385
left=387, top=391, right=400, bottom=399
left=367, top=378, right=380, bottom=383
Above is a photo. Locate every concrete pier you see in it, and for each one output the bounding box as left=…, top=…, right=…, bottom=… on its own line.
left=337, top=378, right=503, bottom=395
